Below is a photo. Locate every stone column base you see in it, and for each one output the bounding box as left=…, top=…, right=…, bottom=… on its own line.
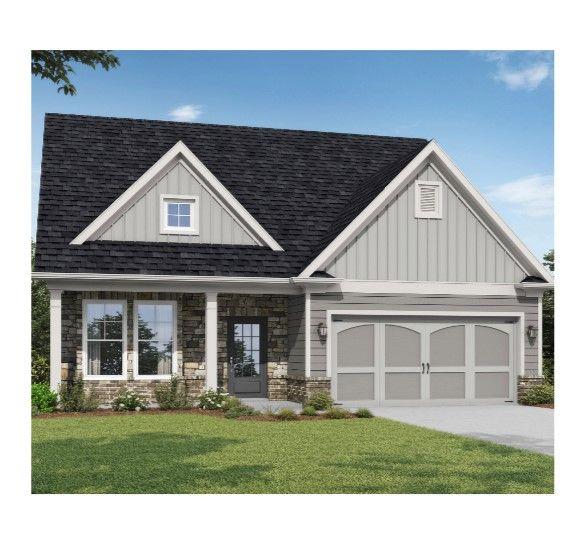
left=518, top=376, right=544, bottom=400
left=286, top=376, right=331, bottom=403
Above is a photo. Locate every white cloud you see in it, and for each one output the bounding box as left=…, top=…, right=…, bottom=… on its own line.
left=168, top=104, right=203, bottom=122
left=487, top=175, right=553, bottom=217
left=482, top=51, right=552, bottom=91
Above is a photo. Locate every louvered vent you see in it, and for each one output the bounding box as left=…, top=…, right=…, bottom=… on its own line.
left=415, top=181, right=442, bottom=218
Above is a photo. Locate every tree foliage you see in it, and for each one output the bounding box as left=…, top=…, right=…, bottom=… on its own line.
left=31, top=242, right=50, bottom=383
left=31, top=50, right=119, bottom=95
left=542, top=249, right=554, bottom=382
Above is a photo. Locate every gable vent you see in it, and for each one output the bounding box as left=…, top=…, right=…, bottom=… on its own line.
left=415, top=181, right=442, bottom=219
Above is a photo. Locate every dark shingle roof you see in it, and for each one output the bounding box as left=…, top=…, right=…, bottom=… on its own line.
left=35, top=114, right=428, bottom=277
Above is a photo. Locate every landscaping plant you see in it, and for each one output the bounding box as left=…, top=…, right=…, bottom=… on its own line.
left=224, top=404, right=258, bottom=419
left=304, top=391, right=333, bottom=411
left=221, top=396, right=245, bottom=412
left=112, top=388, right=148, bottom=411
left=31, top=383, right=58, bottom=414
left=155, top=376, right=193, bottom=410
left=58, top=377, right=99, bottom=412
left=520, top=384, right=554, bottom=406
left=355, top=407, right=374, bottom=418
left=301, top=405, right=317, bottom=416
left=275, top=408, right=298, bottom=421
left=197, top=388, right=228, bottom=410
left=324, top=407, right=352, bottom=419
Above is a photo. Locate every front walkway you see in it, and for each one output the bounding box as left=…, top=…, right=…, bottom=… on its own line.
left=240, top=398, right=302, bottom=413
left=365, top=404, right=554, bottom=455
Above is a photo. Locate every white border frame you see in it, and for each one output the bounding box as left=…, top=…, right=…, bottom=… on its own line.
left=159, top=194, right=199, bottom=235
left=133, top=300, right=178, bottom=380
left=325, top=310, right=524, bottom=405
left=82, top=299, right=128, bottom=381
left=414, top=180, right=443, bottom=219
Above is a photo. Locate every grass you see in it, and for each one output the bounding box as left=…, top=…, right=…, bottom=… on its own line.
left=32, top=412, right=553, bottom=494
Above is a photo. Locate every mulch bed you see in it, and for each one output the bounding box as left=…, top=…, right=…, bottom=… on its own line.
left=533, top=404, right=554, bottom=409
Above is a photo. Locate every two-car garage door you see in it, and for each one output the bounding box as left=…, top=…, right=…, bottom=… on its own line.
left=332, top=316, right=516, bottom=405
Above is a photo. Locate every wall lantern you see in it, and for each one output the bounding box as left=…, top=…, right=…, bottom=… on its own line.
left=317, top=322, right=328, bottom=340
left=527, top=325, right=538, bottom=341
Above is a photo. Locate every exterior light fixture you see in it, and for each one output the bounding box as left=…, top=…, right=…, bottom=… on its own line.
left=317, top=322, right=328, bottom=340
left=527, top=325, right=538, bottom=341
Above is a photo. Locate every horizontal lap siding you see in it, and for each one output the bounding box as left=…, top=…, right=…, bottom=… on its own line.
left=287, top=295, right=306, bottom=375
left=310, top=293, right=539, bottom=376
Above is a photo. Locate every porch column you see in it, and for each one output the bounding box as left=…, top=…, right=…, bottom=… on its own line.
left=305, top=290, right=311, bottom=377
left=49, top=289, right=62, bottom=392
left=205, top=292, right=218, bottom=390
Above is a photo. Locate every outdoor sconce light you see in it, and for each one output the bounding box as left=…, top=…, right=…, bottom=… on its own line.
left=317, top=322, right=328, bottom=340
left=527, top=325, right=538, bottom=341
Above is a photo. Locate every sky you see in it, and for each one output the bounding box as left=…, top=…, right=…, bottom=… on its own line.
left=31, top=50, right=554, bottom=259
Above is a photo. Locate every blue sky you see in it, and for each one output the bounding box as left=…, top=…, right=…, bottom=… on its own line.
left=31, top=50, right=553, bottom=258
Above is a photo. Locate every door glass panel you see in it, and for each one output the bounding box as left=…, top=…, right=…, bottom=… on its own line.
left=385, top=373, right=421, bottom=400
left=475, top=326, right=509, bottom=366
left=430, top=325, right=465, bottom=366
left=475, top=372, right=509, bottom=398
left=384, top=325, right=421, bottom=366
left=337, top=324, right=374, bottom=367
left=337, top=373, right=374, bottom=400
left=232, top=323, right=261, bottom=377
left=430, top=372, right=465, bottom=399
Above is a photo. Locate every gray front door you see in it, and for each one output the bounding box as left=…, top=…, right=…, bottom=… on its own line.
left=228, top=317, right=268, bottom=398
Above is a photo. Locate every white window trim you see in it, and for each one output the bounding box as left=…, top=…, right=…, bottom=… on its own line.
left=82, top=299, right=128, bottom=381
left=414, top=180, right=443, bottom=219
left=160, top=194, right=199, bottom=235
left=133, top=300, right=178, bottom=380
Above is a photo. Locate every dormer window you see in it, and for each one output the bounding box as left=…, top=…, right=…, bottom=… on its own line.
left=414, top=181, right=442, bottom=219
left=160, top=195, right=199, bottom=234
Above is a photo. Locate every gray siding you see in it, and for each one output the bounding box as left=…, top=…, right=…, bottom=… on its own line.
left=287, top=295, right=306, bottom=376
left=310, top=293, right=539, bottom=376
left=97, top=162, right=258, bottom=245
left=325, top=165, right=527, bottom=283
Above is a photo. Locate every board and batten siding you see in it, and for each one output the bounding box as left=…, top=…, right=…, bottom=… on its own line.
left=287, top=294, right=306, bottom=375
left=97, top=162, right=258, bottom=245
left=310, top=293, right=540, bottom=377
left=325, top=165, right=527, bottom=283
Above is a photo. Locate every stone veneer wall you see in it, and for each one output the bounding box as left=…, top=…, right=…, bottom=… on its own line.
left=286, top=376, right=332, bottom=404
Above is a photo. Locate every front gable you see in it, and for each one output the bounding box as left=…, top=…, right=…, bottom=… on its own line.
left=71, top=141, right=283, bottom=251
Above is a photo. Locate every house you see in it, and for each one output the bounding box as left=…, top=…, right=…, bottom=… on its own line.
left=33, top=113, right=553, bottom=406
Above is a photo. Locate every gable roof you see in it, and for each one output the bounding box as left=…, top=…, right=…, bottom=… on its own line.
left=35, top=113, right=427, bottom=277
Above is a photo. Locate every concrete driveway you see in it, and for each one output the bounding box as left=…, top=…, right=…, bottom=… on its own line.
left=365, top=405, right=554, bottom=455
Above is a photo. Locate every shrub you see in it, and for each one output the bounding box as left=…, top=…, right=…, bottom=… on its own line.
left=224, top=405, right=257, bottom=419
left=324, top=407, right=351, bottom=419
left=31, top=355, right=50, bottom=384
left=355, top=407, right=374, bottom=418
left=31, top=383, right=57, bottom=413
left=275, top=408, right=298, bottom=420
left=112, top=387, right=148, bottom=411
left=520, top=384, right=554, bottom=406
left=155, top=376, right=193, bottom=410
left=197, top=388, right=228, bottom=410
left=221, top=396, right=244, bottom=412
left=301, top=405, right=317, bottom=416
left=304, top=391, right=333, bottom=411
left=59, top=378, right=99, bottom=412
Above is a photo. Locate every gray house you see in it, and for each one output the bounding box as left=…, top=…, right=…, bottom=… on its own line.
left=33, top=114, right=553, bottom=406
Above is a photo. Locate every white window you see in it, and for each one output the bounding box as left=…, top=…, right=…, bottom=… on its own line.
left=160, top=195, right=199, bottom=234
left=134, top=301, right=177, bottom=379
left=414, top=181, right=443, bottom=219
left=83, top=300, right=127, bottom=379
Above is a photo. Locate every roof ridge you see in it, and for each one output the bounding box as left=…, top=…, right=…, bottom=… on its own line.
left=44, top=113, right=429, bottom=143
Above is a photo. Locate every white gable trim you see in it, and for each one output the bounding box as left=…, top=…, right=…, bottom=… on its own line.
left=70, top=141, right=284, bottom=251
left=299, top=140, right=553, bottom=282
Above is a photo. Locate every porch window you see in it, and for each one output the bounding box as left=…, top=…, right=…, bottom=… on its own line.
left=84, top=301, right=126, bottom=378
left=135, top=302, right=176, bottom=378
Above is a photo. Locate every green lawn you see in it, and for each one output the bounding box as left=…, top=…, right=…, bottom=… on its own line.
left=31, top=412, right=553, bottom=494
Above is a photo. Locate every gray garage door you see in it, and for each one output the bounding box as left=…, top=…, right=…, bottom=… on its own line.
left=332, top=317, right=515, bottom=405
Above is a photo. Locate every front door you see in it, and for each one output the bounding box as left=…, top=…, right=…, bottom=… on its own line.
left=227, top=317, right=267, bottom=398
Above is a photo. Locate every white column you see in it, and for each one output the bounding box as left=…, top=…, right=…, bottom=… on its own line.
left=304, top=291, right=311, bottom=378
left=537, top=298, right=543, bottom=378
left=205, top=292, right=218, bottom=390
left=49, top=289, right=62, bottom=392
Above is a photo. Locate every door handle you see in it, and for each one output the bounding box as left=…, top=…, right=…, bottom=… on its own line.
left=421, top=363, right=425, bottom=374
left=426, top=363, right=430, bottom=374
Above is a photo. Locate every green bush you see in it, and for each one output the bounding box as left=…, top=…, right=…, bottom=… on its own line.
left=221, top=396, right=244, bottom=412
left=31, top=355, right=50, bottom=384
left=31, top=383, right=58, bottom=413
left=224, top=405, right=257, bottom=419
left=197, top=388, right=229, bottom=410
left=355, top=408, right=374, bottom=418
left=155, top=376, right=193, bottom=410
left=112, top=387, right=148, bottom=411
left=304, top=391, right=333, bottom=411
left=301, top=405, right=317, bottom=416
left=59, top=378, right=99, bottom=412
left=324, top=407, right=351, bottom=419
left=520, top=384, right=554, bottom=406
left=275, top=408, right=298, bottom=420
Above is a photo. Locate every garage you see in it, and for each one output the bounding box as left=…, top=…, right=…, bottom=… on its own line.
left=331, top=315, right=518, bottom=405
